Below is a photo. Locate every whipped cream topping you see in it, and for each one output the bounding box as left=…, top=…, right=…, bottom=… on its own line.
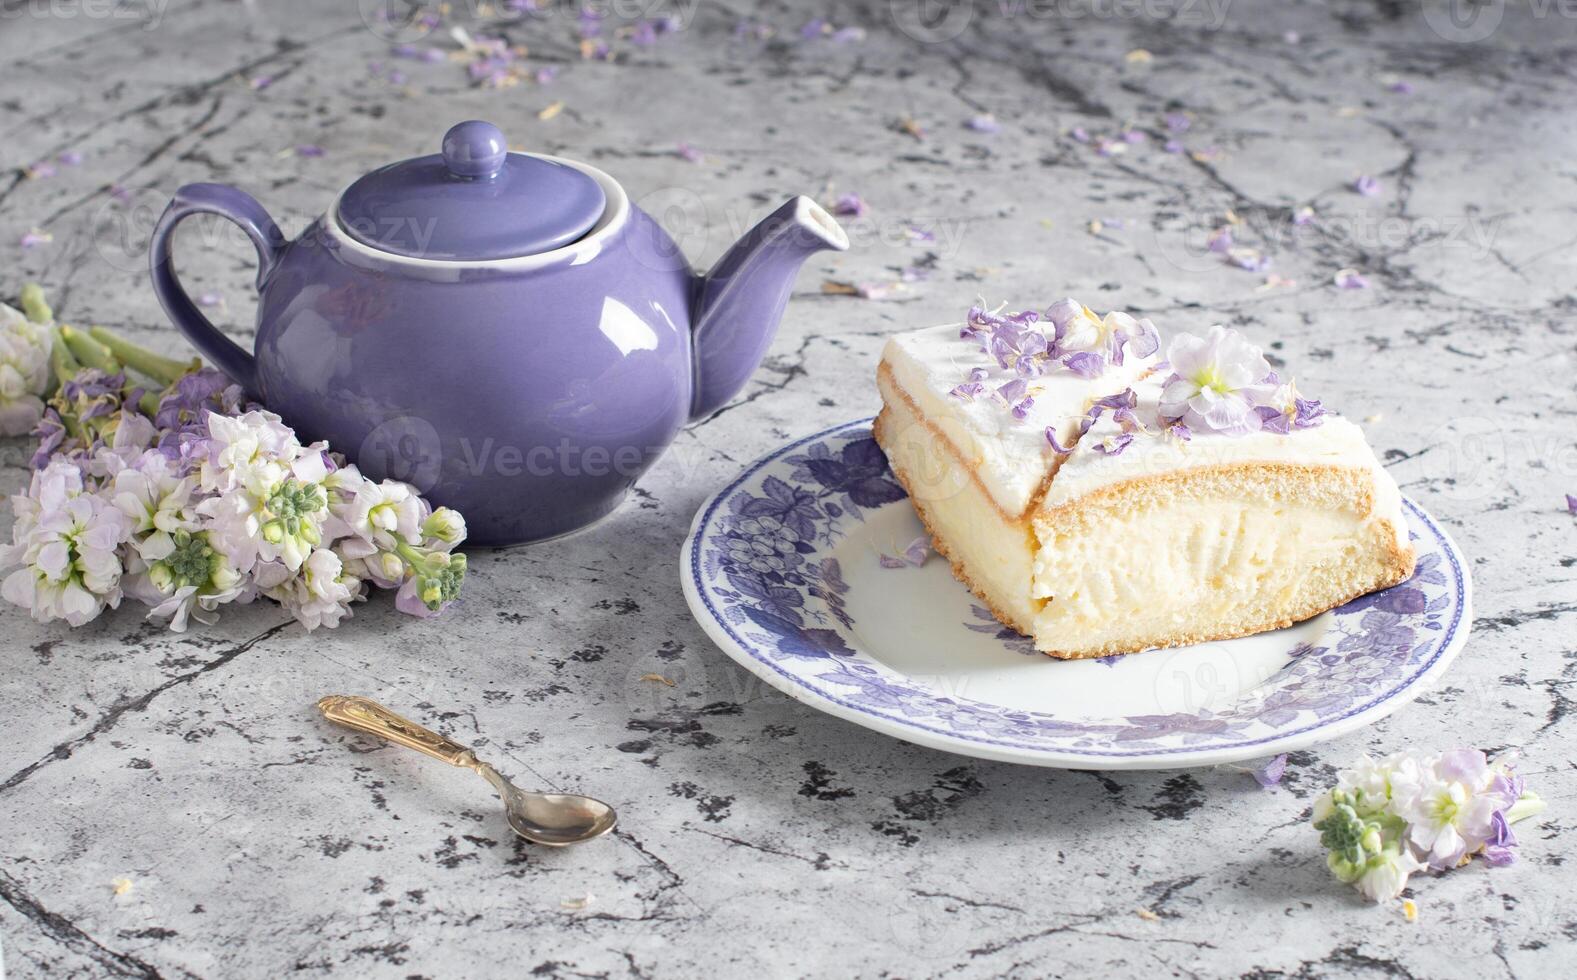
left=1043, top=375, right=1399, bottom=531
left=881, top=321, right=1156, bottom=517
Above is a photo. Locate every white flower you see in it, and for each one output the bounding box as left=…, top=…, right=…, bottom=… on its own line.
left=199, top=409, right=301, bottom=495
left=1353, top=844, right=1426, bottom=902
left=1049, top=301, right=1105, bottom=351
left=88, top=412, right=162, bottom=479
left=196, top=440, right=331, bottom=574
left=0, top=461, right=131, bottom=626
left=111, top=451, right=199, bottom=562
left=0, top=301, right=53, bottom=436
left=1393, top=749, right=1511, bottom=870
left=1158, top=326, right=1277, bottom=435
left=125, top=528, right=247, bottom=633
left=270, top=547, right=361, bottom=630
left=1336, top=750, right=1424, bottom=817
left=343, top=478, right=424, bottom=551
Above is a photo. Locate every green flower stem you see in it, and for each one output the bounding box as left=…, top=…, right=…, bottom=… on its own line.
left=51, top=331, right=82, bottom=387
left=89, top=326, right=199, bottom=386
left=1506, top=791, right=1546, bottom=824
left=20, top=283, right=52, bottom=324
left=60, top=325, right=120, bottom=373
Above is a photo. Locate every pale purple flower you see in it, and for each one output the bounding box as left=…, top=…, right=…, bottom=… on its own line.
left=676, top=142, right=704, bottom=164
left=1353, top=175, right=1381, bottom=197
left=59, top=151, right=84, bottom=166
left=0, top=461, right=131, bottom=626
left=1293, top=206, right=1316, bottom=226
left=966, top=114, right=1001, bottom=134
left=268, top=547, right=360, bottom=631
left=1163, top=138, right=1185, bottom=154
left=1566, top=493, right=1577, bottom=515
left=20, top=230, right=51, bottom=249
left=1227, top=248, right=1271, bottom=272
left=879, top=535, right=930, bottom=569
left=1251, top=753, right=1288, bottom=788
left=392, top=43, right=446, bottom=63
left=1043, top=298, right=1083, bottom=332
left=1164, top=111, right=1191, bottom=132
left=1335, top=268, right=1370, bottom=290
left=1045, top=427, right=1073, bottom=455
left=1061, top=351, right=1104, bottom=378
left=1101, top=311, right=1160, bottom=365
left=832, top=193, right=868, bottom=217
left=1393, top=749, right=1516, bottom=871
left=949, top=367, right=989, bottom=401
left=989, top=324, right=1049, bottom=377
left=1091, top=432, right=1133, bottom=456
left=1206, top=226, right=1233, bottom=254
left=394, top=573, right=439, bottom=617
left=296, top=144, right=325, bottom=158
left=1069, top=126, right=1090, bottom=143
left=995, top=378, right=1028, bottom=404
left=1157, top=326, right=1277, bottom=435
left=1481, top=808, right=1517, bottom=866
left=1388, top=80, right=1414, bottom=95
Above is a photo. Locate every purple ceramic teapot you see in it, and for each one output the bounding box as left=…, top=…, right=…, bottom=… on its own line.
left=149, top=120, right=848, bottom=546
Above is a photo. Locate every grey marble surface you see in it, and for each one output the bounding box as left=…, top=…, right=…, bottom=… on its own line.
left=3, top=0, right=1576, bottom=976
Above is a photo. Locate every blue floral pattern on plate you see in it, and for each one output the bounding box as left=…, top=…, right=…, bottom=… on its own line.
left=681, top=419, right=1471, bottom=767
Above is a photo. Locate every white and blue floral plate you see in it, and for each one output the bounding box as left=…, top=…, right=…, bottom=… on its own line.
left=680, top=419, right=1471, bottom=770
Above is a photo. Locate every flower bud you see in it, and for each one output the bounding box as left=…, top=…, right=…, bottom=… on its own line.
left=1361, top=827, right=1383, bottom=856
left=149, top=563, right=174, bottom=594
left=422, top=507, right=465, bottom=545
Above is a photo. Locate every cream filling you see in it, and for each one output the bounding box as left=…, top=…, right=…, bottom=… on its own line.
left=1032, top=499, right=1366, bottom=636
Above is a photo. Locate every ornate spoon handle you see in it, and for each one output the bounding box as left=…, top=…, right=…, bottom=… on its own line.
left=317, top=695, right=478, bottom=768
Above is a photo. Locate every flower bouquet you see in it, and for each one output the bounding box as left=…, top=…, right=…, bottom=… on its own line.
left=0, top=285, right=467, bottom=632
left=1313, top=748, right=1545, bottom=902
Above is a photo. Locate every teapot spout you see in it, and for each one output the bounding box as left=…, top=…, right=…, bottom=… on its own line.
left=689, top=196, right=849, bottom=422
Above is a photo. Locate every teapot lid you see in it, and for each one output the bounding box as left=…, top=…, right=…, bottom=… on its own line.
left=335, top=120, right=607, bottom=261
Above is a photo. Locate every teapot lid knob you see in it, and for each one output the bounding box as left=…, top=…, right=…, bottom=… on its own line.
left=442, top=120, right=508, bottom=179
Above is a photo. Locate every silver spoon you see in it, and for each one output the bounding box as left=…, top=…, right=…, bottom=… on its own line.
left=317, top=695, right=617, bottom=847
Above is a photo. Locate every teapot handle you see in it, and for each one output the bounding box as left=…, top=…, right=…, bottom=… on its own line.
left=148, top=183, right=284, bottom=396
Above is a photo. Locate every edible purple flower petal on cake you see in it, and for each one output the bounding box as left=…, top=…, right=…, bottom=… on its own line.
left=1061, top=351, right=1104, bottom=378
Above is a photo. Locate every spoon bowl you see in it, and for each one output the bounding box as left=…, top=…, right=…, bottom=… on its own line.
left=476, top=764, right=618, bottom=846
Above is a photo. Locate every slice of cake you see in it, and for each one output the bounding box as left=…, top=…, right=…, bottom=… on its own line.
left=875, top=304, right=1415, bottom=659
